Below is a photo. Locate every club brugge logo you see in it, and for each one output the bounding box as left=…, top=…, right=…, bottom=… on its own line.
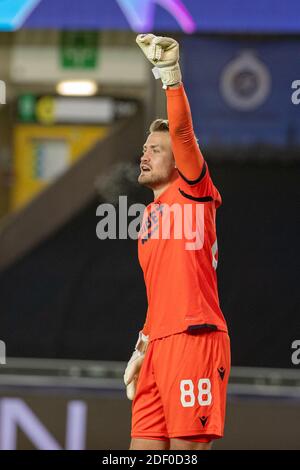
left=0, top=80, right=6, bottom=105
left=220, top=50, right=271, bottom=111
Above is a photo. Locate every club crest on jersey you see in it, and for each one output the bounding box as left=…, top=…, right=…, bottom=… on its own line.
left=139, top=203, right=164, bottom=244
left=139, top=202, right=205, bottom=251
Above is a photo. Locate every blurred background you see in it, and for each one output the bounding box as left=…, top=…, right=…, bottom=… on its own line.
left=0, top=0, right=299, bottom=450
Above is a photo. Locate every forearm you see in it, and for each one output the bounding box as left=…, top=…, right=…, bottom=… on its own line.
left=166, top=83, right=205, bottom=181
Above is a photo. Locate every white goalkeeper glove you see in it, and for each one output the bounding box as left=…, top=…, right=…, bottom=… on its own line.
left=124, top=331, right=149, bottom=401
left=136, top=33, right=182, bottom=89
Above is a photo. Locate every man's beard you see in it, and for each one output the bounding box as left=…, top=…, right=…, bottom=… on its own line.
left=138, top=171, right=169, bottom=189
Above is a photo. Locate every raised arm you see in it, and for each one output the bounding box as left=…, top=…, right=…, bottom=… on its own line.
left=136, top=34, right=205, bottom=182
left=166, top=84, right=205, bottom=182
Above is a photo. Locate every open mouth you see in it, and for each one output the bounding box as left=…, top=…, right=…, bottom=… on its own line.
left=140, top=165, right=151, bottom=173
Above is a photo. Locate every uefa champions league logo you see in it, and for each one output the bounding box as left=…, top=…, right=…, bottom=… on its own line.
left=0, top=80, right=6, bottom=105
left=0, top=0, right=41, bottom=31
left=117, top=0, right=196, bottom=33
left=0, top=0, right=196, bottom=33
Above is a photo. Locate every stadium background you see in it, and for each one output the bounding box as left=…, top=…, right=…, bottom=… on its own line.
left=0, top=0, right=299, bottom=450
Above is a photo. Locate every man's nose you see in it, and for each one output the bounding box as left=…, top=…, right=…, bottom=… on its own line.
left=141, top=152, right=150, bottom=163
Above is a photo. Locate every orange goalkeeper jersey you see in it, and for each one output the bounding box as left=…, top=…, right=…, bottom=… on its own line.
left=138, top=85, right=228, bottom=341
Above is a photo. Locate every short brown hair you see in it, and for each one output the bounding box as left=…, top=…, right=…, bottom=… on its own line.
left=149, top=119, right=169, bottom=133
left=150, top=118, right=200, bottom=146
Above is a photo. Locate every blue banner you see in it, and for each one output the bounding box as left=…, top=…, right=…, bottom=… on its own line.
left=1, top=0, right=300, bottom=33
left=182, top=38, right=300, bottom=148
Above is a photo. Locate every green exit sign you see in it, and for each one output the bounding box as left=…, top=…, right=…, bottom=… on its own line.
left=60, top=31, right=99, bottom=69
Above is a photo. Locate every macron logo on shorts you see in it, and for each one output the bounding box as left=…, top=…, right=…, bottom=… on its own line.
left=199, top=416, right=208, bottom=428
left=218, top=367, right=226, bottom=381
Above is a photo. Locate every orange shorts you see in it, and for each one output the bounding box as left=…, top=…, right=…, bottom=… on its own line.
left=131, top=330, right=230, bottom=442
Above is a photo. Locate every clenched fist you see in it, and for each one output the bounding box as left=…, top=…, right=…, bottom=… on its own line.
left=136, top=34, right=182, bottom=89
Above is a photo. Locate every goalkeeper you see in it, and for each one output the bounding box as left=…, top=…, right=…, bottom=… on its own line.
left=124, top=34, right=231, bottom=451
